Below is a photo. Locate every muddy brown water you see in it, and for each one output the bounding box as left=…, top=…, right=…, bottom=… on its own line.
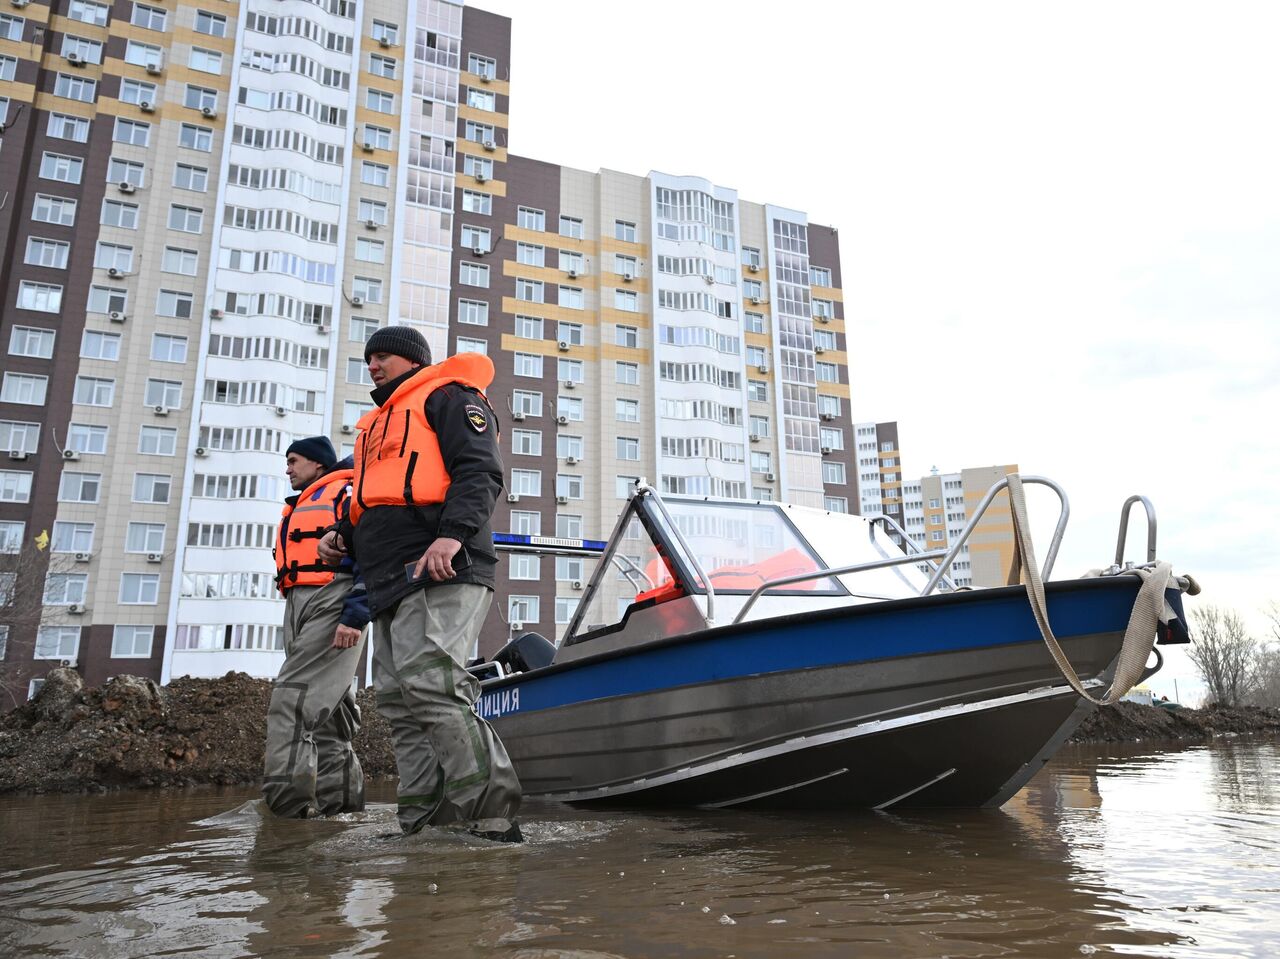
left=1, top=740, right=1277, bottom=959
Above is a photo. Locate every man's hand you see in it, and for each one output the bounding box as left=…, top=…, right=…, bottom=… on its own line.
left=332, top=624, right=362, bottom=649
left=412, top=537, right=463, bottom=582
left=318, top=529, right=347, bottom=564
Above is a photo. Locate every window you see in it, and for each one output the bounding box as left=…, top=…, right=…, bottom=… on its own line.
left=744, top=312, right=766, bottom=334
left=194, top=10, right=226, bottom=36
left=810, top=266, right=832, bottom=287
left=743, top=279, right=764, bottom=300
left=68, top=0, right=109, bottom=26
left=34, top=195, right=77, bottom=226
left=126, top=522, right=166, bottom=552
left=138, top=425, right=177, bottom=456
left=371, top=20, right=398, bottom=45
left=515, top=279, right=543, bottom=303
left=558, top=216, right=583, bottom=239
left=559, top=287, right=584, bottom=310
left=749, top=415, right=770, bottom=438
left=9, top=326, right=55, bottom=358
left=54, top=73, right=97, bottom=103
left=464, top=120, right=494, bottom=144
left=88, top=286, right=128, bottom=314
left=816, top=361, right=839, bottom=383
left=133, top=473, right=171, bottom=503
left=2, top=372, right=48, bottom=405
left=35, top=627, right=81, bottom=660
left=557, top=396, right=584, bottom=422
left=517, top=207, right=545, bottom=231
left=0, top=14, right=22, bottom=40
left=459, top=262, right=489, bottom=288
left=467, top=87, right=495, bottom=111
left=557, top=434, right=583, bottom=459
left=17, top=282, right=63, bottom=314
left=44, top=573, right=88, bottom=605
left=508, top=596, right=539, bottom=625
left=557, top=322, right=584, bottom=346
left=820, top=428, right=844, bottom=450
left=120, top=573, right=160, bottom=604
left=59, top=471, right=100, bottom=503
left=350, top=318, right=380, bottom=343
left=0, top=520, right=24, bottom=552
left=362, top=124, right=392, bottom=149
left=615, top=254, right=638, bottom=278
left=614, top=220, right=637, bottom=242
left=178, top=123, right=213, bottom=152
left=556, top=474, right=584, bottom=499
left=613, top=326, right=639, bottom=349
left=461, top=224, right=491, bottom=253
left=112, top=625, right=154, bottom=658
left=747, top=380, right=768, bottom=402
left=453, top=336, right=484, bottom=356
left=510, top=469, right=541, bottom=497
left=508, top=554, right=540, bottom=581
left=355, top=237, right=385, bottom=263
left=40, top=153, right=84, bottom=184
left=101, top=199, right=138, bottom=229
left=616, top=398, right=639, bottom=423
left=557, top=514, right=583, bottom=539
left=615, top=362, right=639, bottom=385
left=812, top=299, right=834, bottom=321
left=751, top=451, right=772, bottom=474
left=108, top=157, right=145, bottom=187
left=367, top=89, right=395, bottom=113
left=554, top=556, right=585, bottom=583
left=81, top=330, right=121, bottom=361
left=52, top=522, right=94, bottom=553
left=814, top=329, right=837, bottom=351
left=151, top=333, right=188, bottom=363
left=513, top=353, right=543, bottom=378
left=369, top=54, right=397, bottom=79
left=822, top=461, right=847, bottom=485
left=516, top=242, right=543, bottom=267
left=558, top=251, right=584, bottom=273
left=358, top=199, right=388, bottom=225
left=0, top=55, right=13, bottom=83
left=558, top=358, right=583, bottom=384
left=457, top=300, right=489, bottom=326
left=161, top=247, right=199, bottom=276
left=353, top=277, right=383, bottom=304
left=119, top=79, right=157, bottom=106
left=73, top=376, right=114, bottom=407
left=463, top=155, right=493, bottom=180
left=189, top=48, right=222, bottom=74
left=511, top=429, right=542, bottom=456
left=509, top=511, right=540, bottom=536
left=468, top=53, right=497, bottom=79
left=346, top=359, right=373, bottom=385
left=461, top=190, right=492, bottom=215
left=168, top=205, right=203, bottom=233
left=144, top=378, right=182, bottom=409
left=48, top=113, right=91, bottom=142
left=1, top=471, right=33, bottom=503
left=615, top=290, right=638, bottom=312
left=513, top=315, right=543, bottom=340
left=0, top=422, right=39, bottom=455
left=360, top=161, right=390, bottom=186
left=156, top=290, right=193, bottom=319
left=616, top=437, right=640, bottom=461
left=113, top=117, right=150, bottom=147
left=131, top=4, right=166, bottom=30
left=94, top=242, right=133, bottom=273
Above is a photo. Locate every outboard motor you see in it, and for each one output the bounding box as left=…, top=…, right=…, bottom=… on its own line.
left=493, top=631, right=556, bottom=673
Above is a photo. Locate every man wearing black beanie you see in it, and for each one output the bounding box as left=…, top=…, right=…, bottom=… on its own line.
left=263, top=435, right=370, bottom=818
left=319, top=326, right=522, bottom=841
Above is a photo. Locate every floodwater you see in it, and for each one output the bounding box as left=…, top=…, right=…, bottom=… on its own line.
left=1, top=740, right=1278, bottom=959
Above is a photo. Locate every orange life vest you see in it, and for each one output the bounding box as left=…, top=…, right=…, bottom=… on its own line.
left=275, top=468, right=353, bottom=592
left=349, top=353, right=495, bottom=525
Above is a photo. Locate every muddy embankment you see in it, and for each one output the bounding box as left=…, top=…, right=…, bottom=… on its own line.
left=2, top=669, right=1279, bottom=795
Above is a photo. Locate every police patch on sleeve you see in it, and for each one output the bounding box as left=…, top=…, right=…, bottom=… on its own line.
left=464, top=404, right=489, bottom=433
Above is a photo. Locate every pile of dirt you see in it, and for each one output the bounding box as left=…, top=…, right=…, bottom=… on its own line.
left=3, top=671, right=1279, bottom=794
left=0, top=669, right=396, bottom=794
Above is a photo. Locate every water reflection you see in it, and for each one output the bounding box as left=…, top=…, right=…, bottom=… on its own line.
left=1, top=740, right=1277, bottom=958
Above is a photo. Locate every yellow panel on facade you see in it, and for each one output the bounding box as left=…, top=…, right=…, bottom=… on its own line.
left=599, top=344, right=651, bottom=364
left=457, top=139, right=508, bottom=163
left=599, top=307, right=651, bottom=330
left=501, top=297, right=599, bottom=328
left=498, top=335, right=590, bottom=359
left=170, top=27, right=236, bottom=53
left=816, top=384, right=851, bottom=400
left=33, top=92, right=95, bottom=118
left=811, top=285, right=845, bottom=303
left=501, top=262, right=577, bottom=284
left=462, top=72, right=510, bottom=95
left=599, top=237, right=650, bottom=259
left=457, top=104, right=509, bottom=129
left=354, top=105, right=398, bottom=130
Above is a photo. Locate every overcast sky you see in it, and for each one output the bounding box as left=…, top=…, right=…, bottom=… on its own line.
left=473, top=0, right=1280, bottom=701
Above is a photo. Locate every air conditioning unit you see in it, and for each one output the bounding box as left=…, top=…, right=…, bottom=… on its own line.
left=557, top=340, right=570, bottom=352
left=471, top=246, right=485, bottom=256
left=815, top=345, right=825, bottom=354
left=62, top=449, right=80, bottom=461
left=209, top=308, right=223, bottom=319
left=556, top=415, right=568, bottom=425
left=194, top=446, right=207, bottom=456
left=378, top=35, right=392, bottom=48
left=764, top=472, right=776, bottom=482
left=361, top=140, right=375, bottom=152
left=820, top=412, right=835, bottom=422
left=567, top=269, right=578, bottom=279
left=571, top=580, right=583, bottom=590
left=510, top=621, right=523, bottom=632
left=66, top=52, right=85, bottom=66
left=816, top=314, right=830, bottom=324
left=482, top=139, right=496, bottom=152
left=748, top=263, right=760, bottom=273
left=139, top=100, right=155, bottom=113
left=12, top=0, right=30, bottom=8
left=478, top=72, right=492, bottom=84
left=506, top=493, right=520, bottom=503
left=340, top=424, right=354, bottom=434
left=750, top=296, right=762, bottom=305
left=109, top=311, right=127, bottom=323
left=365, top=219, right=380, bottom=230
left=58, top=658, right=78, bottom=668
left=274, top=405, right=287, bottom=416
left=108, top=267, right=123, bottom=278
left=316, top=325, right=330, bottom=334
left=474, top=170, right=489, bottom=183
left=145, top=60, right=162, bottom=75
left=749, top=433, right=760, bottom=443
left=9, top=450, right=28, bottom=460
left=153, top=405, right=169, bottom=416
left=757, top=363, right=769, bottom=373
left=511, top=411, right=525, bottom=422
left=556, top=495, right=569, bottom=505
left=146, top=552, right=163, bottom=563
left=563, top=380, right=576, bottom=390
left=74, top=552, right=91, bottom=563
left=350, top=295, right=364, bottom=307
left=201, top=106, right=217, bottom=119
left=622, top=271, right=634, bottom=282
left=118, top=181, right=136, bottom=194
left=67, top=604, right=85, bottom=615
left=703, top=275, right=714, bottom=285
left=566, top=455, right=578, bottom=465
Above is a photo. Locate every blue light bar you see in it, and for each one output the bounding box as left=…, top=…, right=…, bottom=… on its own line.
left=492, top=532, right=607, bottom=553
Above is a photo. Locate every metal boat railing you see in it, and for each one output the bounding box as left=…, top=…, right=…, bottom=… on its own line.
left=1114, top=495, right=1157, bottom=566
left=866, top=512, right=958, bottom=592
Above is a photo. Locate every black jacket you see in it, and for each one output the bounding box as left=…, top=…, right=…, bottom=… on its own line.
left=337, top=367, right=502, bottom=616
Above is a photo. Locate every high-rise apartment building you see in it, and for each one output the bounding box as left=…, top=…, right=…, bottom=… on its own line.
left=0, top=1, right=849, bottom=699
left=900, top=464, right=1019, bottom=588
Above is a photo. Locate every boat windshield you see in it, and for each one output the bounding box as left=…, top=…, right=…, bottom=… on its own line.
left=572, top=497, right=843, bottom=638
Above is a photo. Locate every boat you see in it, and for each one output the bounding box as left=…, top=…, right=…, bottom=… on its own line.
left=474, top=474, right=1197, bottom=810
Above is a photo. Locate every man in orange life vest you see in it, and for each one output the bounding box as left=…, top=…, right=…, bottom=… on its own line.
left=264, top=436, right=369, bottom=818
left=318, top=325, right=522, bottom=841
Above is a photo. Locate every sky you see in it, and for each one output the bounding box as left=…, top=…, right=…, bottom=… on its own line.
left=472, top=0, right=1280, bottom=701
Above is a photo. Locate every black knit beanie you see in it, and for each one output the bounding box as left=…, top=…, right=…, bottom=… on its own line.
left=364, top=325, right=432, bottom=366
left=286, top=435, right=337, bottom=469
